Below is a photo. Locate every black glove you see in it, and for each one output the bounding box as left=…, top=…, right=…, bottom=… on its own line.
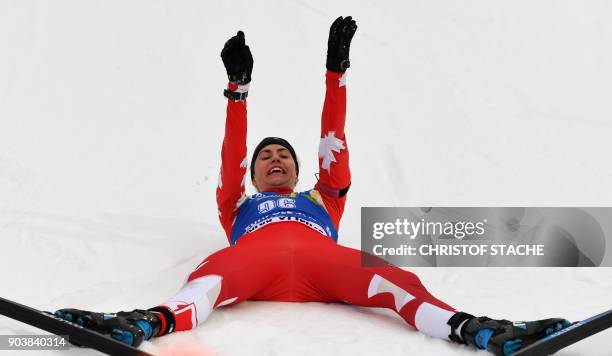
left=221, top=31, right=253, bottom=84
left=326, top=16, right=357, bottom=72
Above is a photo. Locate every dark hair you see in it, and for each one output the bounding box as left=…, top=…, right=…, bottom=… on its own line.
left=250, top=137, right=299, bottom=180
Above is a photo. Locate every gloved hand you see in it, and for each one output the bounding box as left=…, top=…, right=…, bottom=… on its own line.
left=326, top=16, right=357, bottom=72
left=221, top=31, right=253, bottom=84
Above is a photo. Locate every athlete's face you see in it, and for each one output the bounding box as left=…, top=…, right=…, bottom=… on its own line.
left=252, top=144, right=298, bottom=192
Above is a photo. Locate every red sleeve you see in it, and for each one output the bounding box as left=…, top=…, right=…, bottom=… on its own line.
left=315, top=70, right=351, bottom=231
left=216, top=82, right=249, bottom=243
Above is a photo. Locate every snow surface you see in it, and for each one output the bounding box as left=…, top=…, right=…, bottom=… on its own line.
left=1, top=1, right=612, bottom=355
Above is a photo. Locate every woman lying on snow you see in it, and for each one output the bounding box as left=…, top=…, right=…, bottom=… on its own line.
left=54, top=16, right=570, bottom=356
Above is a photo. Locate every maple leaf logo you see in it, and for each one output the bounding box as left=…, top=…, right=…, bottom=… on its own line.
left=319, top=131, right=345, bottom=174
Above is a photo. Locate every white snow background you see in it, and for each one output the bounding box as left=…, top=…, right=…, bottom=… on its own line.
left=1, top=1, right=612, bottom=355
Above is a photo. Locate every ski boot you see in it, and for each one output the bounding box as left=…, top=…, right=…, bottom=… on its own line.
left=448, top=312, right=572, bottom=356
left=53, top=308, right=162, bottom=347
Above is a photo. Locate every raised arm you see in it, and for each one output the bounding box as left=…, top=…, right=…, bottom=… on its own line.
left=315, top=16, right=357, bottom=231
left=216, top=31, right=253, bottom=243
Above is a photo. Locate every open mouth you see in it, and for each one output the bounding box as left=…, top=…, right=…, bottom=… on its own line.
left=267, top=167, right=285, bottom=175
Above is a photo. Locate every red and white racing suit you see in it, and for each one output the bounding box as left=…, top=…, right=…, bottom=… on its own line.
left=153, top=71, right=457, bottom=341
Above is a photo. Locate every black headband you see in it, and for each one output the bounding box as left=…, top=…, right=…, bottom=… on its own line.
left=250, top=137, right=299, bottom=180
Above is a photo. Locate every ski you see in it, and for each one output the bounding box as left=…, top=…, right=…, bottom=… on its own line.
left=0, top=297, right=153, bottom=356
left=513, top=309, right=612, bottom=355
